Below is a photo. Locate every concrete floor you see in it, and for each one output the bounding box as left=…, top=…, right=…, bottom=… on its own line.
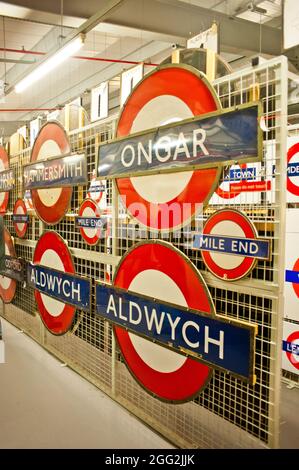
left=0, top=319, right=173, bottom=449
left=0, top=318, right=298, bottom=449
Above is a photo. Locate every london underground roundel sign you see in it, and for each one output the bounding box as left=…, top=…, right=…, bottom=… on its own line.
left=32, top=231, right=76, bottom=335
left=287, top=142, right=299, bottom=197
left=78, top=198, right=104, bottom=245
left=116, top=64, right=221, bottom=231
left=113, top=241, right=215, bottom=402
left=0, top=228, right=17, bottom=303
left=0, top=146, right=10, bottom=214
left=30, top=122, right=71, bottom=224
left=199, top=209, right=270, bottom=281
left=13, top=198, right=28, bottom=238
left=284, top=330, right=299, bottom=371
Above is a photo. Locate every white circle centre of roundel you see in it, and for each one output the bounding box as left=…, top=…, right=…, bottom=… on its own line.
left=291, top=338, right=299, bottom=364
left=128, top=269, right=188, bottom=373
left=289, top=152, right=299, bottom=184
left=129, top=95, right=194, bottom=204
left=209, top=220, right=246, bottom=269
left=37, top=140, right=63, bottom=207
left=0, top=158, right=6, bottom=206
left=40, top=248, right=65, bottom=317
left=82, top=206, right=97, bottom=239
left=0, top=243, right=11, bottom=289
left=16, top=204, right=25, bottom=232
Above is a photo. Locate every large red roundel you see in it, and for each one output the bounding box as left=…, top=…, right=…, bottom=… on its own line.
left=0, top=147, right=10, bottom=214
left=287, top=143, right=299, bottom=196
left=116, top=64, right=221, bottom=231
left=286, top=331, right=299, bottom=371
left=33, top=231, right=76, bottom=335
left=201, top=209, right=258, bottom=281
left=30, top=122, right=71, bottom=225
left=113, top=241, right=215, bottom=402
left=0, top=228, right=17, bottom=303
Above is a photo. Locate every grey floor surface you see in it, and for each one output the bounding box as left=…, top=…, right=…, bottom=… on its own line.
left=0, top=318, right=298, bottom=449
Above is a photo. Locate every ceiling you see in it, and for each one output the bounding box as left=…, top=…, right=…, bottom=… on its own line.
left=0, top=0, right=296, bottom=139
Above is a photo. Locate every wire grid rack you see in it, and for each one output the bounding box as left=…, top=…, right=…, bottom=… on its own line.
left=0, top=56, right=287, bottom=449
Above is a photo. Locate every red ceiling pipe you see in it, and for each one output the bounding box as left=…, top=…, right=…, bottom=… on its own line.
left=0, top=47, right=158, bottom=66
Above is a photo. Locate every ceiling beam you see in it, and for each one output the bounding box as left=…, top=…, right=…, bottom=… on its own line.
left=1, top=0, right=282, bottom=57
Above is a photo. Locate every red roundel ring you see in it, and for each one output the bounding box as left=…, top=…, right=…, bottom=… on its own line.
left=0, top=146, right=10, bottom=215
left=215, top=164, right=247, bottom=199
left=113, top=241, right=215, bottom=402
left=30, top=121, right=71, bottom=225
left=286, top=331, right=299, bottom=370
left=116, top=64, right=221, bottom=231
left=78, top=198, right=102, bottom=245
left=13, top=198, right=28, bottom=238
left=291, top=258, right=299, bottom=298
left=87, top=171, right=104, bottom=204
left=0, top=228, right=17, bottom=303
left=33, top=231, right=76, bottom=335
left=201, top=209, right=258, bottom=281
left=287, top=143, right=299, bottom=196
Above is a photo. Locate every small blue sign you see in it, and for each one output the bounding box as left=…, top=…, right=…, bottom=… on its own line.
left=12, top=214, right=29, bottom=223
left=285, top=270, right=299, bottom=284
left=287, top=162, right=299, bottom=177
left=89, top=184, right=105, bottom=193
left=193, top=234, right=270, bottom=259
left=228, top=167, right=256, bottom=181
left=96, top=284, right=256, bottom=381
left=27, top=263, right=91, bottom=312
left=0, top=169, right=15, bottom=192
left=97, top=105, right=261, bottom=178
left=23, top=153, right=87, bottom=190
left=76, top=216, right=107, bottom=229
left=282, top=340, right=299, bottom=356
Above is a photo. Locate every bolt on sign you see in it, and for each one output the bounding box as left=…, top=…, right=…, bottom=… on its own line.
left=95, top=241, right=257, bottom=402
left=0, top=146, right=15, bottom=215
left=193, top=209, right=271, bottom=281
left=24, top=121, right=88, bottom=225
left=96, top=64, right=262, bottom=231
left=27, top=231, right=91, bottom=335
left=12, top=199, right=29, bottom=238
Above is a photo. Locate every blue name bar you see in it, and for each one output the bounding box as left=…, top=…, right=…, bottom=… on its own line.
left=96, top=284, right=256, bottom=381
left=12, top=214, right=29, bottom=223
left=27, top=263, right=91, bottom=312
left=76, top=216, right=107, bottom=229
left=285, top=270, right=299, bottom=284
left=193, top=234, right=270, bottom=259
left=97, top=104, right=261, bottom=179
left=287, top=162, right=299, bottom=176
left=23, top=153, right=87, bottom=190
left=228, top=167, right=256, bottom=181
left=282, top=340, right=299, bottom=355
left=0, top=169, right=15, bottom=192
left=88, top=184, right=105, bottom=193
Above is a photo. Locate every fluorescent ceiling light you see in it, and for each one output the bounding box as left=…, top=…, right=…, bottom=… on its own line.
left=15, top=34, right=85, bottom=93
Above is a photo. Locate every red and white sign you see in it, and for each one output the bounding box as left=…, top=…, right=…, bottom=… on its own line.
left=210, top=163, right=264, bottom=205
left=0, top=228, right=16, bottom=303
left=286, top=136, right=299, bottom=203
left=0, top=147, right=10, bottom=214
left=201, top=209, right=259, bottom=281
left=282, top=321, right=299, bottom=375
left=30, top=122, right=71, bottom=225
left=116, top=65, right=221, bottom=231
left=24, top=190, right=34, bottom=211
left=113, top=241, right=215, bottom=402
left=78, top=198, right=104, bottom=245
left=13, top=199, right=28, bottom=238
left=87, top=169, right=106, bottom=207
left=284, top=209, right=299, bottom=321
left=32, top=231, right=76, bottom=335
